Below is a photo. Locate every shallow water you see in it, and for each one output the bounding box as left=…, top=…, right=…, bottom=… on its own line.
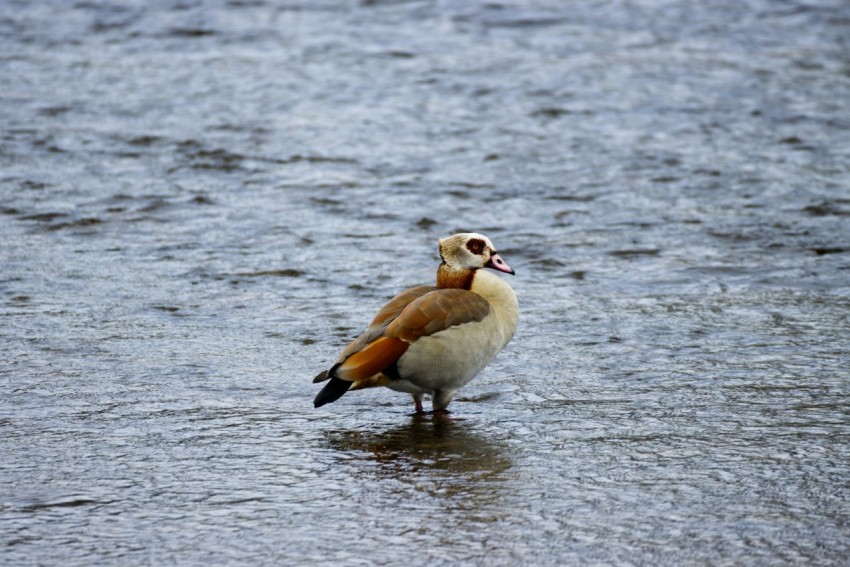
left=2, top=0, right=849, bottom=565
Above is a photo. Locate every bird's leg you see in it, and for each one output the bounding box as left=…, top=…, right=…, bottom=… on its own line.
left=430, top=390, right=461, bottom=419
left=431, top=389, right=455, bottom=414
left=431, top=408, right=463, bottom=422
left=413, top=393, right=424, bottom=414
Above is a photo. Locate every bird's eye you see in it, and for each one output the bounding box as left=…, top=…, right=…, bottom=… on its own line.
left=466, top=238, right=487, bottom=255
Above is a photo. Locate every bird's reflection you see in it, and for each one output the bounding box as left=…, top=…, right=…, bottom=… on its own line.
left=324, top=415, right=513, bottom=507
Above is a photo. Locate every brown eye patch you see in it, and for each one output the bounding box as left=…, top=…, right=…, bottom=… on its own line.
left=466, top=238, right=486, bottom=255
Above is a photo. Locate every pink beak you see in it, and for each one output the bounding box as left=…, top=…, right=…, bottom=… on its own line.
left=487, top=253, right=515, bottom=275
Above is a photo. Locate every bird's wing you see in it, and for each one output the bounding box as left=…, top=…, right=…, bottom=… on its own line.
left=315, top=287, right=490, bottom=384
left=313, top=285, right=435, bottom=383
left=384, top=288, right=491, bottom=342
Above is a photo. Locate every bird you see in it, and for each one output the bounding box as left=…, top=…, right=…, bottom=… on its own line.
left=312, top=232, right=518, bottom=414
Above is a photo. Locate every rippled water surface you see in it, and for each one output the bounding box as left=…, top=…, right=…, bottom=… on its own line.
left=2, top=1, right=849, bottom=565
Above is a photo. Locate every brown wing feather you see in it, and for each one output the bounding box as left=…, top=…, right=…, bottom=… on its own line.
left=313, top=285, right=436, bottom=384
left=315, top=286, right=490, bottom=385
left=369, top=285, right=437, bottom=327
left=335, top=285, right=436, bottom=362
left=334, top=336, right=409, bottom=381
left=386, top=288, right=491, bottom=342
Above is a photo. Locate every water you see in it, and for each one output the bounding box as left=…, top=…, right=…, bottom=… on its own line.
left=2, top=0, right=849, bottom=564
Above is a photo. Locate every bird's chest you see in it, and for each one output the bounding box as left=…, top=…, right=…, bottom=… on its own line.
left=396, top=315, right=508, bottom=390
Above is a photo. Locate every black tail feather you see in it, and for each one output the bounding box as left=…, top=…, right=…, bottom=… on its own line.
left=314, top=376, right=352, bottom=408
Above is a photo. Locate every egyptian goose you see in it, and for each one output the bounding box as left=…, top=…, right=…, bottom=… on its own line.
left=313, top=232, right=518, bottom=414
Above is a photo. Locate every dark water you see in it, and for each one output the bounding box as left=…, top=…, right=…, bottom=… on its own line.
left=2, top=0, right=849, bottom=564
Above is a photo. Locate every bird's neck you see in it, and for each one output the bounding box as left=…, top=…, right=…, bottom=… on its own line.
left=436, top=263, right=476, bottom=290
left=469, top=269, right=517, bottom=308
left=470, top=269, right=519, bottom=340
